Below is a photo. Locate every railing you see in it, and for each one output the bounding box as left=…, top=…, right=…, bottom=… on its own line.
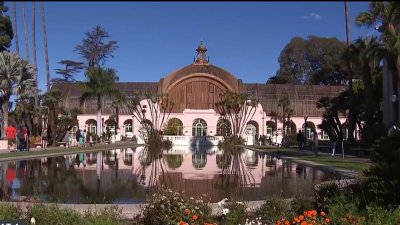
left=162, top=135, right=224, bottom=146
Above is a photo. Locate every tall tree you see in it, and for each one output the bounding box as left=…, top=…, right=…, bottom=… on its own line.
left=0, top=1, right=13, bottom=52
left=21, top=2, right=29, bottom=60
left=12, top=2, right=18, bottom=54
left=345, top=1, right=357, bottom=142
left=356, top=2, right=400, bottom=127
left=75, top=25, right=118, bottom=69
left=275, top=35, right=349, bottom=85
left=215, top=91, right=258, bottom=139
left=54, top=60, right=84, bottom=82
left=41, top=2, right=50, bottom=91
left=32, top=2, right=39, bottom=135
left=79, top=68, right=120, bottom=138
left=0, top=52, right=36, bottom=138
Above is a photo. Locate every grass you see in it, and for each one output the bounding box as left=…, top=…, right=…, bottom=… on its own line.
left=296, top=155, right=370, bottom=172
left=244, top=145, right=371, bottom=172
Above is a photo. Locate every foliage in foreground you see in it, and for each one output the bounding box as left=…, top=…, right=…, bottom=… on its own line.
left=0, top=203, right=124, bottom=225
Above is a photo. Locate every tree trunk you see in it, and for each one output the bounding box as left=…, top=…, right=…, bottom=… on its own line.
left=21, top=2, right=30, bottom=61
left=1, top=98, right=9, bottom=139
left=345, top=1, right=355, bottom=141
left=32, top=2, right=39, bottom=136
left=13, top=2, right=19, bottom=54
left=41, top=2, right=50, bottom=91
left=97, top=95, right=102, bottom=139
left=362, top=61, right=374, bottom=125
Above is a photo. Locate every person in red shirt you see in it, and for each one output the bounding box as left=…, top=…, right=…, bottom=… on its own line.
left=5, top=124, right=16, bottom=151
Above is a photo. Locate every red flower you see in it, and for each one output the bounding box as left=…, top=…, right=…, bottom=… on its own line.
left=193, top=214, right=198, bottom=220
left=185, top=209, right=191, bottom=215
left=179, top=221, right=186, bottom=225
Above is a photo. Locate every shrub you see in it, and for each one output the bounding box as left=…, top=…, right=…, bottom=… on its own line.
left=84, top=205, right=124, bottom=225
left=133, top=187, right=212, bottom=225
left=277, top=210, right=331, bottom=225
left=0, top=204, right=22, bottom=220
left=27, top=204, right=85, bottom=225
left=362, top=132, right=400, bottom=207
left=216, top=198, right=247, bottom=225
left=255, top=195, right=295, bottom=225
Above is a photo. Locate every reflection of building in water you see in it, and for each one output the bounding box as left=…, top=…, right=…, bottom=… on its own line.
left=5, top=148, right=342, bottom=203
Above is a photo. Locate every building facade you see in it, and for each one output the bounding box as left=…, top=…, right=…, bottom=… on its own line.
left=55, top=42, right=347, bottom=144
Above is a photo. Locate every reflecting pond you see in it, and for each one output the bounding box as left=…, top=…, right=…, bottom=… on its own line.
left=0, top=145, right=347, bottom=204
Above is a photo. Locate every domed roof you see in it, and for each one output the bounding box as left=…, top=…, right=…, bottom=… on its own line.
left=160, top=63, right=240, bottom=92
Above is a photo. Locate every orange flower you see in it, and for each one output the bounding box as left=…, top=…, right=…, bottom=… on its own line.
left=179, top=221, right=186, bottom=225
left=193, top=215, right=198, bottom=220
left=320, top=211, right=326, bottom=217
left=285, top=220, right=290, bottom=225
left=185, top=209, right=191, bottom=215
left=325, top=218, right=330, bottom=223
left=300, top=221, right=307, bottom=225
left=311, top=210, right=317, bottom=216
left=277, top=220, right=282, bottom=225
left=294, top=217, right=300, bottom=223
left=299, top=215, right=304, bottom=221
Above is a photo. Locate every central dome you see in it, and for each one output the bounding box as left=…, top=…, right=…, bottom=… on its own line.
left=160, top=63, right=240, bottom=93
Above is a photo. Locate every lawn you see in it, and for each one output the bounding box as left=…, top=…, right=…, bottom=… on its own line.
left=294, top=155, right=370, bottom=172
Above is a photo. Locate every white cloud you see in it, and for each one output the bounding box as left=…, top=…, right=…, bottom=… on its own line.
left=310, top=12, right=322, bottom=20
left=301, top=12, right=322, bottom=20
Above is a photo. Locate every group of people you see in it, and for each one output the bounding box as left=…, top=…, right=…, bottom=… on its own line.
left=68, top=129, right=95, bottom=148
left=6, top=124, right=30, bottom=152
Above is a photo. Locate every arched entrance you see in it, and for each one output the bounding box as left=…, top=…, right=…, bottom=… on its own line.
left=192, top=118, right=207, bottom=136
left=284, top=120, right=297, bottom=136
left=123, top=119, right=133, bottom=137
left=302, top=121, right=316, bottom=140
left=85, top=119, right=97, bottom=134
left=216, top=118, right=231, bottom=136
left=245, top=120, right=259, bottom=144
left=164, top=118, right=183, bottom=135
left=266, top=120, right=276, bottom=139
left=104, top=118, right=117, bottom=136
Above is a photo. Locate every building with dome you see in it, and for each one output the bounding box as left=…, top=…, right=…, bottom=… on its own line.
left=55, top=41, right=347, bottom=145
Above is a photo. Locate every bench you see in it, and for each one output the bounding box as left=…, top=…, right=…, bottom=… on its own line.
left=349, top=147, right=371, bottom=157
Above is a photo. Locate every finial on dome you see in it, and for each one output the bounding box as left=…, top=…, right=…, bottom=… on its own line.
left=194, top=39, right=209, bottom=65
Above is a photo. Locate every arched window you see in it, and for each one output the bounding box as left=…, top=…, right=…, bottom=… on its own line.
left=192, top=118, right=207, bottom=136
left=216, top=118, right=231, bottom=136
left=164, top=118, right=183, bottom=135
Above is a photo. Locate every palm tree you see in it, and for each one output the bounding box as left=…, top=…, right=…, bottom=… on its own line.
left=41, top=2, right=50, bottom=91
left=12, top=2, right=19, bottom=54
left=0, top=52, right=36, bottom=138
left=345, top=1, right=356, bottom=141
left=79, top=68, right=119, bottom=138
left=356, top=2, right=400, bottom=126
left=32, top=2, right=39, bottom=135
left=42, top=90, right=63, bottom=146
left=346, top=37, right=381, bottom=126
left=21, top=2, right=29, bottom=61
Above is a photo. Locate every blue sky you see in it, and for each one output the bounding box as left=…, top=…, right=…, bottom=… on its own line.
left=8, top=1, right=376, bottom=92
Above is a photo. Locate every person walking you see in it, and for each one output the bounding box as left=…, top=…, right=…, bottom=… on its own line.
left=75, top=129, right=81, bottom=147
left=312, top=131, right=319, bottom=155
left=6, top=124, right=17, bottom=152
left=330, top=132, right=338, bottom=156
left=296, top=130, right=304, bottom=151
left=41, top=128, right=48, bottom=150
